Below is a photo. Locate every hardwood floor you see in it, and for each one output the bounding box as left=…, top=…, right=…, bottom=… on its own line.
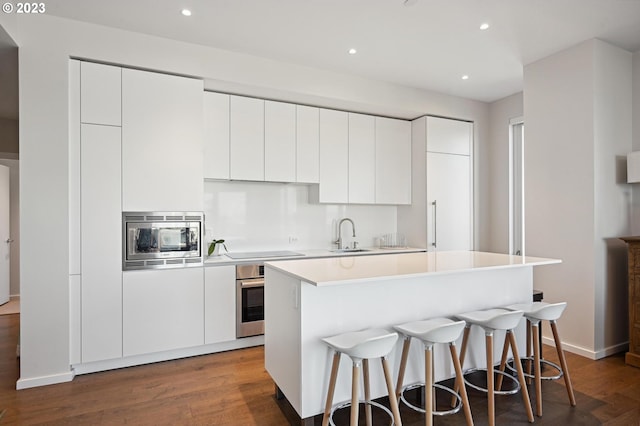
left=1, top=313, right=639, bottom=425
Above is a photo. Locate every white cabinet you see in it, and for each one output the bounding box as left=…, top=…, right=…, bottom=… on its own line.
left=80, top=62, right=121, bottom=126
left=425, top=116, right=473, bottom=250
left=80, top=123, right=122, bottom=363
left=296, top=105, right=320, bottom=183
left=123, top=268, right=204, bottom=357
left=230, top=95, right=264, bottom=181
left=348, top=113, right=375, bottom=204
left=318, top=109, right=349, bottom=203
left=204, top=92, right=230, bottom=180
left=122, top=68, right=204, bottom=211
left=375, top=117, right=411, bottom=205
left=265, top=100, right=296, bottom=182
left=204, top=266, right=236, bottom=344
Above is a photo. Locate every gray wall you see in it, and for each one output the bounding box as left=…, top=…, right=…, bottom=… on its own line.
left=0, top=118, right=18, bottom=154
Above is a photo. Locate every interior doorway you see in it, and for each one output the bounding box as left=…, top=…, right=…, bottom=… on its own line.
left=509, top=117, right=524, bottom=256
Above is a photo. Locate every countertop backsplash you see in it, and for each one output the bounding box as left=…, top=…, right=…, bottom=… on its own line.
left=203, top=180, right=398, bottom=252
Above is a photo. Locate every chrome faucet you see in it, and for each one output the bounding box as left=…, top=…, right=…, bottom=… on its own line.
left=334, top=218, right=356, bottom=249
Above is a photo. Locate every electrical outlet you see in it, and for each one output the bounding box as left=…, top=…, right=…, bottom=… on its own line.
left=288, top=236, right=299, bottom=244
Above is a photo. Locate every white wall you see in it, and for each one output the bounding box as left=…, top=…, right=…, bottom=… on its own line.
left=0, top=158, right=18, bottom=296
left=524, top=39, right=632, bottom=359
left=487, top=92, right=523, bottom=253
left=0, top=13, right=489, bottom=388
left=204, top=181, right=397, bottom=251
left=632, top=51, right=640, bottom=234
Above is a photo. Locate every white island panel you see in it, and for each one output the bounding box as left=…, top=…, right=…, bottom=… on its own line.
left=264, top=250, right=561, bottom=420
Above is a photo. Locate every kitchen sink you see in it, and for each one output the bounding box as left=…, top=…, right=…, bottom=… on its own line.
left=330, top=248, right=370, bottom=253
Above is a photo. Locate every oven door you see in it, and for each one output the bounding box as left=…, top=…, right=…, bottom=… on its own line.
left=236, top=277, right=265, bottom=338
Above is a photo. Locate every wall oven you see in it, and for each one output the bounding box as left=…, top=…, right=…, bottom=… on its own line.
left=122, top=212, right=203, bottom=270
left=236, top=264, right=265, bottom=338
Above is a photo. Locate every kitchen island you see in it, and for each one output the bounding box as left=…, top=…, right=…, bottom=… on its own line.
left=264, top=250, right=560, bottom=424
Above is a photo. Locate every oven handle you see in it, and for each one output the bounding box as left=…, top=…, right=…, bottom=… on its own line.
left=239, top=278, right=264, bottom=288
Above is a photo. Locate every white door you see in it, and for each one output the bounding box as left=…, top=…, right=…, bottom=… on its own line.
left=0, top=165, right=10, bottom=305
left=426, top=152, right=471, bottom=251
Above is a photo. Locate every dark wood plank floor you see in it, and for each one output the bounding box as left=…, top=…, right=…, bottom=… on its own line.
left=1, top=313, right=639, bottom=425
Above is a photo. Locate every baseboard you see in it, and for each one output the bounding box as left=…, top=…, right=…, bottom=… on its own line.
left=542, top=336, right=628, bottom=360
left=16, top=370, right=75, bottom=390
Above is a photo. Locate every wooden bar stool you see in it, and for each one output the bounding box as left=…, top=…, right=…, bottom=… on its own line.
left=394, top=318, right=474, bottom=426
left=321, top=328, right=402, bottom=426
left=505, top=301, right=576, bottom=416
left=456, top=308, right=534, bottom=425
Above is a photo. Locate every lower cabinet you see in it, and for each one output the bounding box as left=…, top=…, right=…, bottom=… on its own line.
left=123, top=268, right=204, bottom=357
left=204, top=266, right=236, bottom=344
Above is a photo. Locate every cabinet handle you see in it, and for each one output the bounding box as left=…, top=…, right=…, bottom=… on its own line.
left=431, top=200, right=437, bottom=248
left=5, top=238, right=13, bottom=244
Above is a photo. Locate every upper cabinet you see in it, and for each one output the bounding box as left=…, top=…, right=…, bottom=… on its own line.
left=319, top=108, right=349, bottom=203
left=348, top=113, right=376, bottom=204
left=204, top=92, right=230, bottom=180
left=296, top=105, right=320, bottom=184
left=375, top=117, right=411, bottom=205
left=122, top=69, right=204, bottom=211
left=230, top=95, right=265, bottom=181
left=426, top=116, right=471, bottom=155
left=265, top=100, right=296, bottom=182
left=80, top=62, right=121, bottom=126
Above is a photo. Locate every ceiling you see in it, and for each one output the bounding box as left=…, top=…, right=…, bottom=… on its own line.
left=5, top=0, right=640, bottom=114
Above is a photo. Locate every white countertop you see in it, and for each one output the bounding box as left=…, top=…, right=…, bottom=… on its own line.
left=265, top=250, right=561, bottom=286
left=203, top=247, right=426, bottom=266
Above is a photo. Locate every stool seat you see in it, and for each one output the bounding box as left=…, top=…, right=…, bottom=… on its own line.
left=322, top=328, right=398, bottom=360
left=506, top=301, right=567, bottom=322
left=456, top=308, right=524, bottom=331
left=394, top=318, right=466, bottom=344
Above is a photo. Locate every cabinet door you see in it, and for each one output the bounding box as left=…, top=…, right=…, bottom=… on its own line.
left=265, top=100, right=296, bottom=182
left=80, top=124, right=122, bottom=363
left=375, top=117, right=411, bottom=205
left=123, top=268, right=204, bottom=357
left=80, top=62, right=121, bottom=126
left=204, top=92, right=230, bottom=180
left=348, top=113, right=375, bottom=204
left=426, top=152, right=471, bottom=251
left=204, top=266, right=236, bottom=344
left=426, top=116, right=471, bottom=155
left=122, top=69, right=204, bottom=211
left=230, top=96, right=264, bottom=181
left=296, top=105, right=320, bottom=183
left=319, top=109, right=348, bottom=203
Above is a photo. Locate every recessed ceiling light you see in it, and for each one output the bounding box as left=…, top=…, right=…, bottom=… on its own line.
left=479, top=23, right=490, bottom=30
left=404, top=0, right=418, bottom=6
left=462, top=75, right=470, bottom=80
left=181, top=9, right=192, bottom=16
left=348, top=48, right=357, bottom=55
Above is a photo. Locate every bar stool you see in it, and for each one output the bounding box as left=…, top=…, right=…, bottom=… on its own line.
left=394, top=318, right=474, bottom=426
left=321, top=328, right=402, bottom=426
left=505, top=301, right=576, bottom=416
left=456, top=308, right=534, bottom=425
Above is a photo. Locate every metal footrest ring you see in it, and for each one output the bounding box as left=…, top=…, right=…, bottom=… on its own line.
left=463, top=367, right=520, bottom=395
left=399, top=382, right=463, bottom=417
left=505, top=357, right=564, bottom=380
left=328, top=399, right=395, bottom=426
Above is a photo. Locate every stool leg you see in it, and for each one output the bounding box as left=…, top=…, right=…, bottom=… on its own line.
left=486, top=333, right=495, bottom=426
left=496, top=332, right=510, bottom=391
left=363, top=358, right=372, bottom=426
left=396, top=336, right=412, bottom=400
left=550, top=320, right=576, bottom=406
left=381, top=356, right=403, bottom=426
left=507, top=330, right=535, bottom=423
left=532, top=322, right=542, bottom=416
left=526, top=319, right=533, bottom=384
left=351, top=361, right=360, bottom=426
left=449, top=343, right=474, bottom=426
left=425, top=345, right=433, bottom=426
left=322, top=351, right=341, bottom=426
left=452, top=325, right=471, bottom=408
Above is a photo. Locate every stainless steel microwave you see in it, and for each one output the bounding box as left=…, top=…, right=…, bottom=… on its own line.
left=122, top=212, right=203, bottom=270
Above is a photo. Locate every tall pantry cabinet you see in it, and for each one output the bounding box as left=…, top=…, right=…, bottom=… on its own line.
left=398, top=116, right=473, bottom=250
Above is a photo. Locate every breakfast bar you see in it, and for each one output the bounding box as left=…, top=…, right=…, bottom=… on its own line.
left=264, top=250, right=560, bottom=423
